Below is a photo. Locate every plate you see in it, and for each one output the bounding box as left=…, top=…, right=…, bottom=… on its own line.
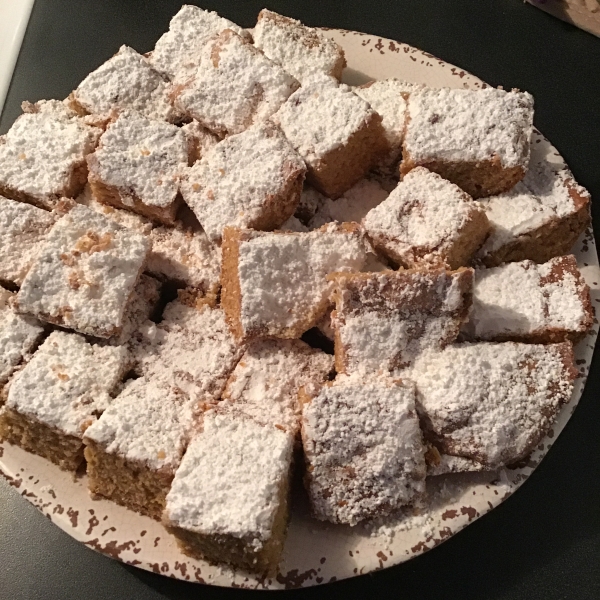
left=1, top=28, right=598, bottom=590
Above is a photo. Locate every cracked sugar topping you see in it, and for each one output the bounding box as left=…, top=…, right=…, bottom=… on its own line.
left=73, top=46, right=179, bottom=123
left=149, top=5, right=248, bottom=81
left=464, top=256, right=592, bottom=340
left=403, top=87, right=534, bottom=168
left=363, top=167, right=485, bottom=264
left=131, top=301, right=243, bottom=403
left=253, top=9, right=345, bottom=82
left=173, top=29, right=299, bottom=136
left=234, top=225, right=370, bottom=337
left=308, top=178, right=389, bottom=229
left=220, top=338, right=333, bottom=435
left=406, top=342, right=577, bottom=468
left=0, top=103, right=101, bottom=207
left=165, top=410, right=293, bottom=541
left=147, top=225, right=221, bottom=293
left=6, top=331, right=129, bottom=437
left=181, top=121, right=306, bottom=243
left=273, top=75, right=377, bottom=165
left=84, top=376, right=197, bottom=472
left=0, top=288, right=46, bottom=386
left=15, top=203, right=151, bottom=339
left=301, top=373, right=426, bottom=526
left=88, top=111, right=189, bottom=210
left=0, top=196, right=57, bottom=285
left=331, top=268, right=473, bottom=373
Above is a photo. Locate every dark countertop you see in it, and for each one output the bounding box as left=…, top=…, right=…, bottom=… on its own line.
left=1, top=1, right=599, bottom=599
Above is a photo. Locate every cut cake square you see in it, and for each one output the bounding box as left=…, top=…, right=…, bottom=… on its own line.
left=70, top=46, right=179, bottom=123
left=400, top=87, right=534, bottom=198
left=273, top=76, right=387, bottom=198
left=462, top=255, right=593, bottom=343
left=14, top=202, right=151, bottom=339
left=181, top=121, right=306, bottom=243
left=0, top=100, right=101, bottom=209
left=299, top=373, right=426, bottom=525
left=363, top=167, right=490, bottom=269
left=406, top=341, right=577, bottom=468
left=330, top=267, right=473, bottom=374
left=220, top=224, right=371, bottom=341
left=0, top=331, right=130, bottom=471
left=87, top=111, right=189, bottom=225
left=163, top=410, right=294, bottom=574
left=253, top=9, right=346, bottom=82
left=172, top=29, right=299, bottom=137
left=0, top=195, right=57, bottom=286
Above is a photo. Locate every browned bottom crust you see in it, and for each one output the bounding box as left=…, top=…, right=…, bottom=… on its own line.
left=0, top=407, right=84, bottom=471
left=400, top=156, right=525, bottom=199
left=84, top=441, right=173, bottom=521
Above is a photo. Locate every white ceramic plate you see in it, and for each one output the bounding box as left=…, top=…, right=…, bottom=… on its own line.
left=1, top=28, right=598, bottom=590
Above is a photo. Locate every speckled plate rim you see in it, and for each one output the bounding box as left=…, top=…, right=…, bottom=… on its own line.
left=1, top=28, right=598, bottom=591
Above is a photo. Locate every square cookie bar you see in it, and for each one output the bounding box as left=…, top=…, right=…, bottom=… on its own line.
left=0, top=288, right=46, bottom=395
left=401, top=87, right=534, bottom=198
left=330, top=267, right=473, bottom=374
left=181, top=121, right=306, bottom=243
left=273, top=77, right=386, bottom=198
left=14, top=202, right=151, bottom=339
left=0, top=331, right=129, bottom=471
left=0, top=100, right=101, bottom=209
left=253, top=9, right=346, bottom=82
left=163, top=410, right=294, bottom=574
left=0, top=195, right=57, bottom=286
left=476, top=131, right=591, bottom=266
left=172, top=29, right=299, bottom=137
left=221, top=224, right=370, bottom=341
left=87, top=111, right=189, bottom=225
left=363, top=167, right=490, bottom=269
left=84, top=377, right=197, bottom=520
left=220, top=338, right=334, bottom=436
left=70, top=46, right=179, bottom=123
left=300, top=373, right=426, bottom=525
left=462, top=256, right=593, bottom=343
left=406, top=342, right=577, bottom=468
left=149, top=5, right=249, bottom=81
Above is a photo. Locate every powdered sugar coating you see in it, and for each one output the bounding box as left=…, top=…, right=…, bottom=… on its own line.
left=73, top=46, right=179, bottom=123
left=301, top=373, right=426, bottom=525
left=147, top=226, right=220, bottom=293
left=253, top=10, right=346, bottom=82
left=406, top=342, right=576, bottom=468
left=149, top=5, right=248, bottom=81
left=0, top=196, right=56, bottom=285
left=173, top=30, right=299, bottom=136
left=331, top=269, right=472, bottom=373
left=363, top=167, right=488, bottom=267
left=0, top=289, right=46, bottom=386
left=279, top=215, right=308, bottom=232
left=463, top=256, right=591, bottom=341
left=403, top=87, right=534, bottom=168
left=88, top=111, right=188, bottom=212
left=165, top=411, right=293, bottom=542
left=308, top=178, right=388, bottom=229
left=181, top=122, right=306, bottom=243
left=131, top=301, right=242, bottom=403
left=273, top=76, right=377, bottom=164
left=15, top=203, right=151, bottom=338
left=233, top=225, right=370, bottom=338
left=220, top=339, right=333, bottom=435
left=6, top=331, right=129, bottom=437
left=84, top=377, right=196, bottom=472
left=0, top=104, right=101, bottom=209
left=180, top=120, right=219, bottom=163
left=427, top=453, right=488, bottom=477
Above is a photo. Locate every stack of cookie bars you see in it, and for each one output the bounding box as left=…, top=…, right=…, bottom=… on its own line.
left=0, top=5, right=593, bottom=575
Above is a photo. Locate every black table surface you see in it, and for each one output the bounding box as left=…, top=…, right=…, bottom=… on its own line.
left=1, top=1, right=599, bottom=598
